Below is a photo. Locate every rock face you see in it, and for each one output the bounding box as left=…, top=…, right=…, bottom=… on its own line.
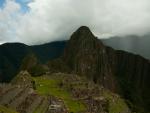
left=63, top=26, right=117, bottom=91
left=11, top=71, right=33, bottom=87
left=62, top=26, right=150, bottom=112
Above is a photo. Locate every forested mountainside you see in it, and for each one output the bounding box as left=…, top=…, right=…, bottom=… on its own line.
left=0, top=41, right=66, bottom=82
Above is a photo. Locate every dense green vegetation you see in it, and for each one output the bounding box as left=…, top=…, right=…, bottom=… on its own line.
left=33, top=75, right=86, bottom=113
left=0, top=41, right=66, bottom=82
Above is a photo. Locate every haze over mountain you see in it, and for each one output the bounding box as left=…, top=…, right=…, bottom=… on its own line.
left=102, top=35, right=150, bottom=59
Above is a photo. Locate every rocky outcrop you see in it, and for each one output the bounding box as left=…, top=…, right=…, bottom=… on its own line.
left=11, top=71, right=33, bottom=87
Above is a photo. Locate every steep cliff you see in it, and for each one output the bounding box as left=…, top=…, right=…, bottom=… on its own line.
left=115, top=50, right=150, bottom=112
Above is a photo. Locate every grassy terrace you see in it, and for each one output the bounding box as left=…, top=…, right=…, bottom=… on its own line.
left=103, top=90, right=129, bottom=113
left=32, top=75, right=86, bottom=113
left=0, top=105, right=18, bottom=113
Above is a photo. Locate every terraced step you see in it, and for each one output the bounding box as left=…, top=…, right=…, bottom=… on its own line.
left=33, top=97, right=49, bottom=113
left=26, top=96, right=43, bottom=113
left=8, top=88, right=32, bottom=109
left=16, top=93, right=37, bottom=113
left=0, top=85, right=16, bottom=97
left=0, top=87, right=23, bottom=106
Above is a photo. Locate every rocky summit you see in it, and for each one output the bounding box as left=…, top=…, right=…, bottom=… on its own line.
left=63, top=26, right=116, bottom=91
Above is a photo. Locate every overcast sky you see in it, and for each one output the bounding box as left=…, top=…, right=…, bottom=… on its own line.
left=0, top=0, right=150, bottom=45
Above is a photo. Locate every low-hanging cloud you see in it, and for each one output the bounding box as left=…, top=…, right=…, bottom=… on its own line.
left=0, top=0, right=150, bottom=45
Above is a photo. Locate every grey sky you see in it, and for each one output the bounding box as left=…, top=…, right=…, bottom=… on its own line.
left=0, top=0, right=150, bottom=45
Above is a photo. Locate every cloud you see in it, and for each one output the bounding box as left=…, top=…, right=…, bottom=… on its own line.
left=0, top=0, right=20, bottom=42
left=0, top=0, right=150, bottom=45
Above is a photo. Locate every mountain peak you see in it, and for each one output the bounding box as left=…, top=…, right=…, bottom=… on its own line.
left=75, top=26, right=93, bottom=34
left=63, top=27, right=115, bottom=91
left=77, top=26, right=91, bottom=32
left=64, top=26, right=105, bottom=56
left=70, top=26, right=95, bottom=41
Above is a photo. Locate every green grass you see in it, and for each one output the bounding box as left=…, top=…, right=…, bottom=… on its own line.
left=103, top=90, right=129, bottom=113
left=33, top=76, right=86, bottom=113
left=0, top=105, right=18, bottom=113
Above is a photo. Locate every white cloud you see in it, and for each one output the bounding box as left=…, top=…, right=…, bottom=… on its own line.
left=0, top=0, right=20, bottom=42
left=0, top=0, right=150, bottom=45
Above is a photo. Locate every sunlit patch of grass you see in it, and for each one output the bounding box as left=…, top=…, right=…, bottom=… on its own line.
left=33, top=76, right=86, bottom=113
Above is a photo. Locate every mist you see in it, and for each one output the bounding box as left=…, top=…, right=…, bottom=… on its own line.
left=0, top=0, right=150, bottom=45
left=102, top=35, right=150, bottom=59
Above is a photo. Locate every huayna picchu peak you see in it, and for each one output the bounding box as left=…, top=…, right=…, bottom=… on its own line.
left=0, top=26, right=150, bottom=113
left=68, top=26, right=99, bottom=43
left=63, top=26, right=116, bottom=91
